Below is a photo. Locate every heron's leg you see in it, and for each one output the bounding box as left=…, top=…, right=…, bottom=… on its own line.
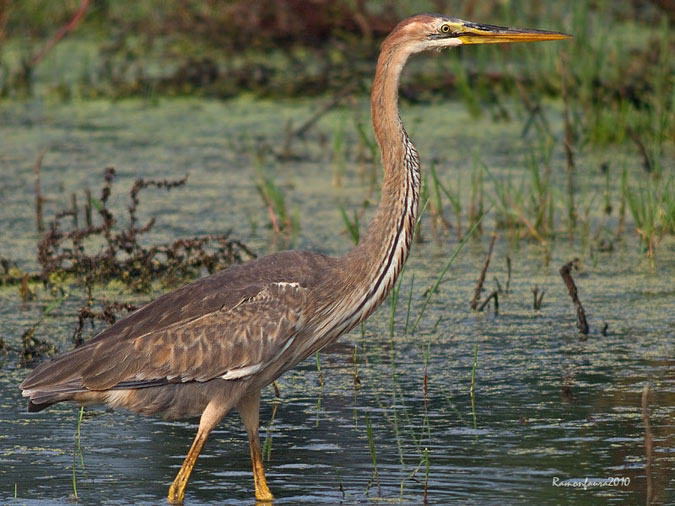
left=237, top=391, right=274, bottom=502
left=168, top=400, right=227, bottom=504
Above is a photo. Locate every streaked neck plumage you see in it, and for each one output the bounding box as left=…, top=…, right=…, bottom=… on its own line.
left=338, top=32, right=422, bottom=327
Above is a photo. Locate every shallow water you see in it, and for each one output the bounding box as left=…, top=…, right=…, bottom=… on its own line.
left=0, top=97, right=673, bottom=505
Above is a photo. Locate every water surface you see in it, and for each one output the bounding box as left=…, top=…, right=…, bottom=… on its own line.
left=1, top=98, right=673, bottom=505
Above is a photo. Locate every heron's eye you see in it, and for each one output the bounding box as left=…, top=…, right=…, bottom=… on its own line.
left=440, top=24, right=452, bottom=34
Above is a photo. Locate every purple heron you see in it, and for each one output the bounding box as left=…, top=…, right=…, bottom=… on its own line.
left=20, top=13, right=569, bottom=503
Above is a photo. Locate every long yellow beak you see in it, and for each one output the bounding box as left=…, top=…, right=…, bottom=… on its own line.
left=453, top=21, right=571, bottom=45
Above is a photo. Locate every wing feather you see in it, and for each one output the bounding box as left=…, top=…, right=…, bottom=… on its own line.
left=21, top=250, right=335, bottom=406
left=81, top=281, right=308, bottom=389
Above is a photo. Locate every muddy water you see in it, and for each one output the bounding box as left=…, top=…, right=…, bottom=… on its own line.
left=0, top=98, right=673, bottom=505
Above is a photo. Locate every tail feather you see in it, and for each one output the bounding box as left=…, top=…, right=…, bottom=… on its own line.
left=20, top=344, right=93, bottom=412
left=27, top=396, right=70, bottom=412
left=20, top=346, right=92, bottom=391
left=19, top=344, right=164, bottom=413
left=28, top=399, right=54, bottom=413
left=22, top=376, right=86, bottom=412
left=20, top=340, right=109, bottom=412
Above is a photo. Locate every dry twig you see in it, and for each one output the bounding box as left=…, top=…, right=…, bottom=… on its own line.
left=471, top=234, right=496, bottom=310
left=559, top=258, right=589, bottom=335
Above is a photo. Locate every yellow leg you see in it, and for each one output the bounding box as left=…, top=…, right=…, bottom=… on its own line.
left=238, top=391, right=274, bottom=502
left=168, top=400, right=226, bottom=504
left=168, top=430, right=208, bottom=504
left=249, top=426, right=274, bottom=501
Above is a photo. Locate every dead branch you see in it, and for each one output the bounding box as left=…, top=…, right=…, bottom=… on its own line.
left=477, top=290, right=499, bottom=313
left=532, top=285, right=545, bottom=310
left=73, top=301, right=138, bottom=347
left=471, top=234, right=496, bottom=310
left=559, top=258, right=589, bottom=335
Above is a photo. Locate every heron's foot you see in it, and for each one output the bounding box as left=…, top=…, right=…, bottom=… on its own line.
left=251, top=447, right=274, bottom=502
left=254, top=484, right=274, bottom=502
left=168, top=479, right=186, bottom=504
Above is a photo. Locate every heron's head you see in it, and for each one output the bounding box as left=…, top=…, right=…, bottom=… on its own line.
left=385, top=13, right=571, bottom=55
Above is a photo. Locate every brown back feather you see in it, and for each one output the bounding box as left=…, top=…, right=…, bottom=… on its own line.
left=20, top=250, right=337, bottom=406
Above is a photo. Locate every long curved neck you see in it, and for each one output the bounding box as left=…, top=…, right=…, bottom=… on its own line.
left=338, top=38, right=422, bottom=324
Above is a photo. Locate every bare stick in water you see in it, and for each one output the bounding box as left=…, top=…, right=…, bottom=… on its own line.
left=532, top=286, right=545, bottom=310
left=477, top=290, right=499, bottom=313
left=471, top=234, right=497, bottom=310
left=559, top=258, right=589, bottom=334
